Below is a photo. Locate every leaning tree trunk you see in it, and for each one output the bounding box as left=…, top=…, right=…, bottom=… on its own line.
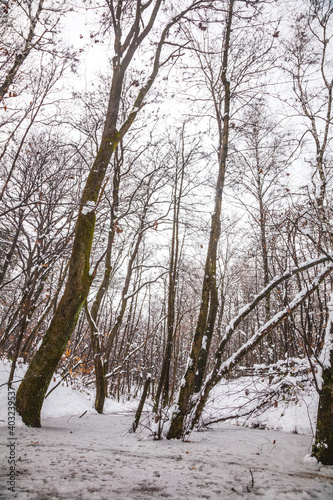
left=15, top=80, right=134, bottom=425
left=16, top=64, right=126, bottom=426
left=15, top=0, right=177, bottom=426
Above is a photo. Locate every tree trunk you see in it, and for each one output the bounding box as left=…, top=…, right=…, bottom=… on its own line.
left=104, top=207, right=147, bottom=375
left=154, top=150, right=184, bottom=411
left=167, top=0, right=234, bottom=440
left=313, top=303, right=333, bottom=465
left=86, top=154, right=120, bottom=414
left=15, top=0, right=173, bottom=426
left=132, top=375, right=151, bottom=432
left=16, top=53, right=126, bottom=424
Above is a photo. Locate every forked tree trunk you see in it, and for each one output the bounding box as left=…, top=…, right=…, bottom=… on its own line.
left=167, top=0, right=234, bottom=440
left=15, top=0, right=212, bottom=428
left=16, top=40, right=128, bottom=424
left=15, top=0, right=180, bottom=426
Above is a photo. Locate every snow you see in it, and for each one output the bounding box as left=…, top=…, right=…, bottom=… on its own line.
left=1, top=414, right=333, bottom=499
left=219, top=254, right=330, bottom=346
left=201, top=375, right=318, bottom=436
left=0, top=360, right=94, bottom=425
left=81, top=201, right=96, bottom=215
left=1, top=359, right=333, bottom=499
left=320, top=295, right=333, bottom=370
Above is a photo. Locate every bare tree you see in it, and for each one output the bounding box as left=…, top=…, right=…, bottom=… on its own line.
left=284, top=0, right=333, bottom=465
left=167, top=0, right=278, bottom=439
left=16, top=0, right=214, bottom=427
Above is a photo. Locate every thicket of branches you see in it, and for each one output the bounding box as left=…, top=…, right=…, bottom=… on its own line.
left=1, top=0, right=333, bottom=463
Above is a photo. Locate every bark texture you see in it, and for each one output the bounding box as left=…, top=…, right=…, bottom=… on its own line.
left=313, top=308, right=333, bottom=465
left=132, top=376, right=151, bottom=432
left=154, top=155, right=184, bottom=411
left=167, top=0, right=234, bottom=440
left=16, top=0, right=203, bottom=426
left=313, top=355, right=333, bottom=465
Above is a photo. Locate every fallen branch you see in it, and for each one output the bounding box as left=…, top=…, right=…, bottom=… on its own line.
left=188, top=260, right=333, bottom=431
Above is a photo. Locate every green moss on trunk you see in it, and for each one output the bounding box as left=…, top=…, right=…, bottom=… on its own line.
left=16, top=211, right=95, bottom=427
left=313, top=350, right=333, bottom=465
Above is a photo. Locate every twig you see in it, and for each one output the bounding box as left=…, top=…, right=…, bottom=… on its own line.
left=247, top=469, right=254, bottom=492
left=45, top=360, right=84, bottom=398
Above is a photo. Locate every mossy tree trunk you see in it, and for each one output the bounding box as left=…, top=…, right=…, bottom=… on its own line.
left=16, top=60, right=125, bottom=423
left=313, top=306, right=333, bottom=465
left=15, top=0, right=172, bottom=427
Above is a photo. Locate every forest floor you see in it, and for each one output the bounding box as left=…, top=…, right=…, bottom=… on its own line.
left=1, top=411, right=333, bottom=500
left=1, top=359, right=333, bottom=499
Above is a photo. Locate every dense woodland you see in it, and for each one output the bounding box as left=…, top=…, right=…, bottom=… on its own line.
left=1, top=0, right=333, bottom=463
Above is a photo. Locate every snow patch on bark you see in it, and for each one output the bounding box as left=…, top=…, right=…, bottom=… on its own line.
left=81, top=201, right=96, bottom=215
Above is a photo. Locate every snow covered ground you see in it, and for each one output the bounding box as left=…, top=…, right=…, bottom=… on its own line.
left=202, top=368, right=319, bottom=436
left=1, top=359, right=333, bottom=499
